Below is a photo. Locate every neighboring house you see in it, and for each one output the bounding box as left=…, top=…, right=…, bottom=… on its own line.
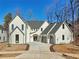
left=9, top=15, right=73, bottom=44
left=41, top=22, right=73, bottom=44
left=0, top=28, right=7, bottom=42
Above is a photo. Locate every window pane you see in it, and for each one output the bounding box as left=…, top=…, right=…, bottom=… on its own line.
left=62, top=35, right=65, bottom=40
left=62, top=24, right=64, bottom=29
left=78, top=8, right=79, bottom=17
left=0, top=37, right=1, bottom=40
left=41, top=28, right=43, bottom=31
left=22, top=24, right=24, bottom=30
left=12, top=24, right=14, bottom=30
left=2, top=29, right=3, bottom=33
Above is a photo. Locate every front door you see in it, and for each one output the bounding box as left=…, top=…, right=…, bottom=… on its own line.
left=33, top=36, right=37, bottom=41
left=41, top=36, right=47, bottom=43
left=15, top=34, right=19, bottom=43
left=50, top=36, right=54, bottom=44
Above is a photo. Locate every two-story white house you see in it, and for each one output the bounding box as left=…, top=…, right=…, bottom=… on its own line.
left=9, top=15, right=49, bottom=44
left=9, top=15, right=73, bottom=44
left=0, top=28, right=7, bottom=42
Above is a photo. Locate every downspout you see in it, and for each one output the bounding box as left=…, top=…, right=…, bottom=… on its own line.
left=47, top=34, right=49, bottom=44
left=23, top=34, right=24, bottom=44
left=54, top=34, right=56, bottom=44
left=25, top=24, right=27, bottom=44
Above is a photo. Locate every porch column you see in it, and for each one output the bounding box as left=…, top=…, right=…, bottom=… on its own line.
left=30, top=35, right=33, bottom=42
left=47, top=35, right=49, bottom=44
left=37, top=35, right=39, bottom=41
left=40, top=35, right=42, bottom=42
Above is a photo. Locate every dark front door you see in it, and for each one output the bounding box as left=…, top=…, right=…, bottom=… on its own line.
left=41, top=36, right=47, bottom=43
left=33, top=36, right=37, bottom=41
left=15, top=34, right=19, bottom=43
left=50, top=36, right=54, bottom=44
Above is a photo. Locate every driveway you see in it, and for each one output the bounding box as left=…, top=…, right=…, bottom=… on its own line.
left=16, top=42, right=65, bottom=59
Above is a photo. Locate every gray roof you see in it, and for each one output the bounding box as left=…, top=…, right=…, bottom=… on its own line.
left=41, top=23, right=55, bottom=35
left=13, top=16, right=44, bottom=29
left=27, top=21, right=44, bottom=29
left=49, top=23, right=62, bottom=34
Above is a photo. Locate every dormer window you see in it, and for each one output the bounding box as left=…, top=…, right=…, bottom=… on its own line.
left=22, top=24, right=24, bottom=30
left=12, top=24, right=14, bottom=30
left=62, top=24, right=64, bottom=29
left=41, top=28, right=43, bottom=31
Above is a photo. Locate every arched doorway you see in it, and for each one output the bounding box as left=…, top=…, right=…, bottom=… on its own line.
left=15, top=34, right=19, bottom=43
left=50, top=35, right=54, bottom=44
left=41, top=36, right=47, bottom=43
left=33, top=34, right=38, bottom=41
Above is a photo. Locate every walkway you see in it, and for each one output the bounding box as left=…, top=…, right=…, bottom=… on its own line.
left=16, top=42, right=65, bottom=59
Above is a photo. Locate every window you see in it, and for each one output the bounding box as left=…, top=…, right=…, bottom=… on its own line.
left=3, top=37, right=5, bottom=41
left=78, top=8, right=79, bottom=17
left=78, top=34, right=79, bottom=37
left=22, top=24, right=24, bottom=30
left=41, top=28, right=43, bottom=31
left=2, top=29, right=3, bottom=33
left=62, top=35, right=65, bottom=40
left=16, top=34, right=19, bottom=43
left=41, top=36, right=47, bottom=43
left=0, top=37, right=1, bottom=40
left=62, top=24, right=64, bottom=29
left=35, top=29, right=36, bottom=31
left=12, top=24, right=14, bottom=30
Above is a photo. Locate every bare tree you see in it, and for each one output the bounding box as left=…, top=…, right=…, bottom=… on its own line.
left=4, top=13, right=12, bottom=47
left=70, top=0, right=75, bottom=24
left=70, top=0, right=75, bottom=41
left=45, top=0, right=60, bottom=23
left=46, top=6, right=54, bottom=22
left=45, top=0, right=75, bottom=24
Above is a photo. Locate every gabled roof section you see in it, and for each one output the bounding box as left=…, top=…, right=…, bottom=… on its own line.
left=9, top=15, right=45, bottom=29
left=27, top=21, right=44, bottom=29
left=49, top=23, right=62, bottom=34
left=10, top=26, right=24, bottom=35
left=9, top=15, right=26, bottom=24
left=64, top=22, right=73, bottom=33
left=41, top=23, right=55, bottom=35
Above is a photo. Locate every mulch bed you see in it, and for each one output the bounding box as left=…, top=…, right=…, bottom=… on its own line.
left=0, top=53, right=21, bottom=57
left=50, top=44, right=79, bottom=54
left=0, top=43, right=30, bottom=51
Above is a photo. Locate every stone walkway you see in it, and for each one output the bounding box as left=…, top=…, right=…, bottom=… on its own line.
left=16, top=42, right=65, bottom=59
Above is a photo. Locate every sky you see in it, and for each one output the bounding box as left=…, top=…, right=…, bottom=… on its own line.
left=0, top=0, right=68, bottom=24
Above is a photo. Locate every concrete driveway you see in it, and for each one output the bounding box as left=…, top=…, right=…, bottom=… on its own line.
left=16, top=42, right=65, bottom=59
